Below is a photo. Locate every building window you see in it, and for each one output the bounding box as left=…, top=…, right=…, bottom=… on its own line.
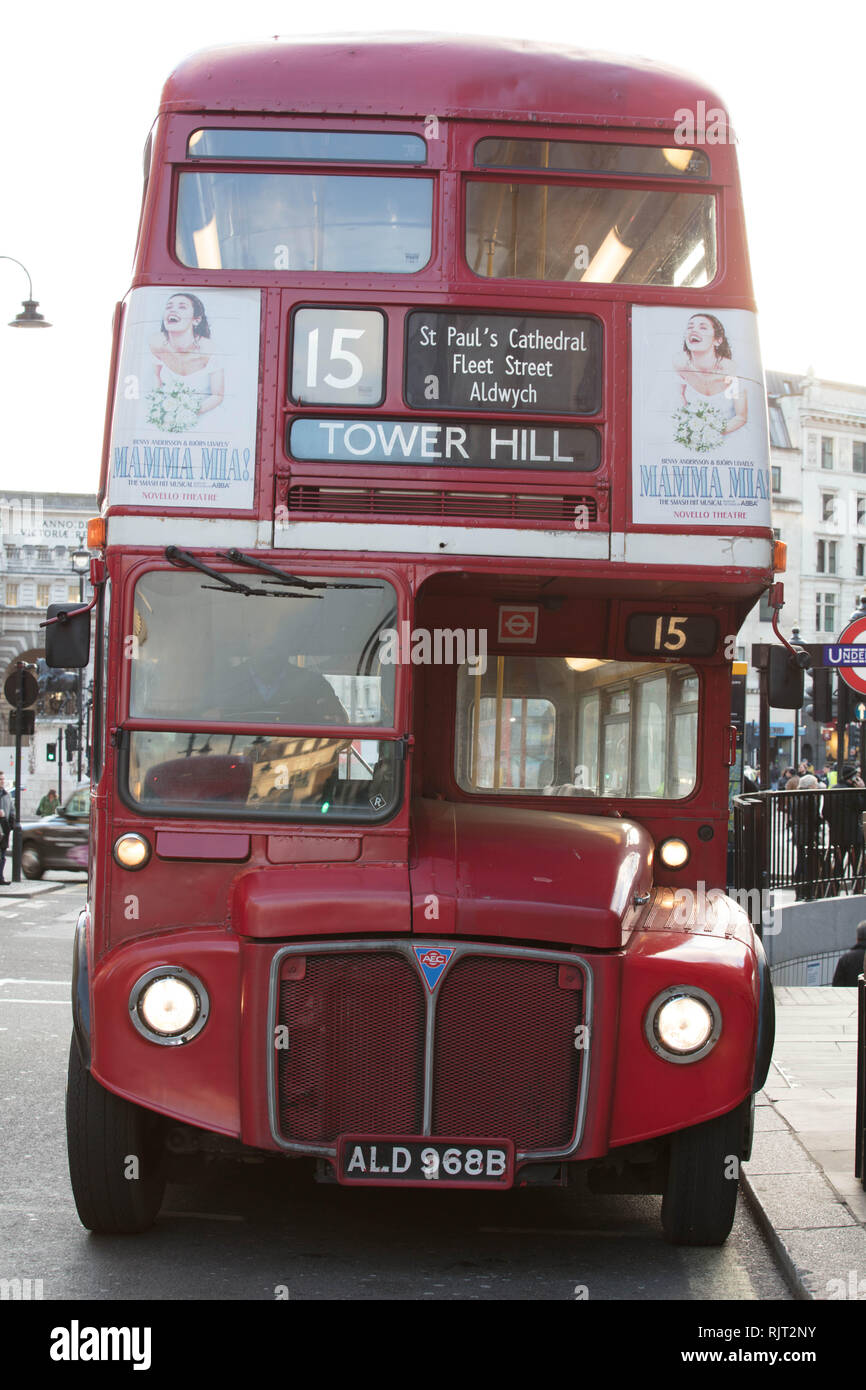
left=826, top=594, right=836, bottom=631
left=771, top=466, right=781, bottom=491
left=736, top=645, right=746, bottom=661
left=858, top=497, right=866, bottom=526
left=854, top=441, right=866, bottom=474
left=5, top=584, right=19, bottom=607
left=817, top=540, right=838, bottom=574
left=822, top=492, right=837, bottom=521
left=821, top=436, right=834, bottom=469
left=857, top=544, right=865, bottom=578
left=816, top=593, right=837, bottom=633
left=67, top=583, right=81, bottom=603
left=37, top=584, right=50, bottom=607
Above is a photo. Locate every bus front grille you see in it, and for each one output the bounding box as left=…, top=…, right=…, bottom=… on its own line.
left=272, top=943, right=588, bottom=1158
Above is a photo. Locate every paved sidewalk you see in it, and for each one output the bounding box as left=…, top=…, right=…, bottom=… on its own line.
left=743, top=985, right=866, bottom=1300
left=0, top=877, right=74, bottom=899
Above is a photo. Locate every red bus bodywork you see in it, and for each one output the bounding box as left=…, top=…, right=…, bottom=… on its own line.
left=69, top=36, right=775, bottom=1242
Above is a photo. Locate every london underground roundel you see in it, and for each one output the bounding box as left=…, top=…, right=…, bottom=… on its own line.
left=827, top=616, right=866, bottom=696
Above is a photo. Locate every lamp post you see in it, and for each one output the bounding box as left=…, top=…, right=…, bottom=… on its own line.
left=1, top=256, right=52, bottom=327
left=848, top=594, right=866, bottom=780
left=790, top=625, right=802, bottom=769
left=70, top=537, right=91, bottom=782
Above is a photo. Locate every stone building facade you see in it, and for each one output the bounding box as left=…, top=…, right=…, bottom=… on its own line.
left=737, top=373, right=866, bottom=775
left=1, top=491, right=96, bottom=815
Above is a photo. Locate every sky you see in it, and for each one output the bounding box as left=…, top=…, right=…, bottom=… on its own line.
left=1, top=0, right=861, bottom=496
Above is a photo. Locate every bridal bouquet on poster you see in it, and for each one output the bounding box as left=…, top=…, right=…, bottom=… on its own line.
left=146, top=381, right=202, bottom=433
left=672, top=400, right=726, bottom=453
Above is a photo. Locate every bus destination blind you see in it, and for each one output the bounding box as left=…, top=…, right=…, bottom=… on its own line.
left=289, top=418, right=600, bottom=471
left=405, top=311, right=602, bottom=415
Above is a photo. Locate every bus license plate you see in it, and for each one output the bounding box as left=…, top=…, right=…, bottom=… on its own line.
left=337, top=1136, right=514, bottom=1188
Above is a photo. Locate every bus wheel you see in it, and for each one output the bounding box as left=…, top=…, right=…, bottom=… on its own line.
left=66, top=1037, right=166, bottom=1233
left=661, top=1101, right=747, bottom=1246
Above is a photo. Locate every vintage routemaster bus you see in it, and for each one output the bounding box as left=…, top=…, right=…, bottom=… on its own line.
left=55, top=34, right=777, bottom=1245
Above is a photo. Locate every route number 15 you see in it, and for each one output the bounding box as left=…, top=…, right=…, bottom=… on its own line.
left=653, top=616, right=687, bottom=651
left=291, top=308, right=385, bottom=406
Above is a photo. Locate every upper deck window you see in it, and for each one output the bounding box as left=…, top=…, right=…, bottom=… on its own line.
left=177, top=172, right=433, bottom=273
left=467, top=181, right=716, bottom=286
left=476, top=138, right=709, bottom=179
left=188, top=129, right=427, bottom=163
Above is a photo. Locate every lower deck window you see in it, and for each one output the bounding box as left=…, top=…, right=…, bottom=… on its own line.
left=455, top=657, right=698, bottom=799
left=127, top=732, right=400, bottom=821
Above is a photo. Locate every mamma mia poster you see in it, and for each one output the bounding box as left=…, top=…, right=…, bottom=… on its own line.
left=107, top=287, right=261, bottom=509
left=631, top=306, right=771, bottom=528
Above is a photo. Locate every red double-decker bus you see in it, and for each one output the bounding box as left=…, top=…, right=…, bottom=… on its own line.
left=56, top=35, right=776, bottom=1245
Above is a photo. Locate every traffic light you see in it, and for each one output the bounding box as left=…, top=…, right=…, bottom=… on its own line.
left=46, top=742, right=57, bottom=762
left=804, top=667, right=833, bottom=723
left=65, top=726, right=78, bottom=757
left=767, top=644, right=806, bottom=708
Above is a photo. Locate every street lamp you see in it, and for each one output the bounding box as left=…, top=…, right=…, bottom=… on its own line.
left=70, top=536, right=90, bottom=782
left=1, top=255, right=52, bottom=328
left=845, top=595, right=866, bottom=779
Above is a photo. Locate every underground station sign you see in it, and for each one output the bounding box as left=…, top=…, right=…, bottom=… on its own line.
left=404, top=311, right=602, bottom=415
left=824, top=617, right=866, bottom=695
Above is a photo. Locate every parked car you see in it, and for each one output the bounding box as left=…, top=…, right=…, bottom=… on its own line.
left=20, top=784, right=90, bottom=879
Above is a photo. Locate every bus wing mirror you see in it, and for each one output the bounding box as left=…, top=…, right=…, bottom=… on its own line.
left=45, top=603, right=91, bottom=669
left=766, top=644, right=806, bottom=709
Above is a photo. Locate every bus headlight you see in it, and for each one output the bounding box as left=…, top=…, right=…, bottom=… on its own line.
left=129, top=967, right=209, bottom=1045
left=113, top=833, right=151, bottom=869
left=645, top=986, right=721, bottom=1063
left=658, top=837, right=690, bottom=869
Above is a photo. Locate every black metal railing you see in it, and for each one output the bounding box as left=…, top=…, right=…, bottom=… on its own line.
left=733, top=787, right=866, bottom=912
left=857, top=975, right=865, bottom=1189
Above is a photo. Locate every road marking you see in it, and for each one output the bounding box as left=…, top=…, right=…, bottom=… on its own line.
left=0, top=978, right=69, bottom=987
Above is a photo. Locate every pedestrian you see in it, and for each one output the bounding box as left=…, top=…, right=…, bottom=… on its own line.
left=0, top=772, right=15, bottom=885
left=792, top=773, right=820, bottom=900
left=823, top=763, right=866, bottom=892
left=832, top=922, right=866, bottom=986
left=36, top=788, right=58, bottom=817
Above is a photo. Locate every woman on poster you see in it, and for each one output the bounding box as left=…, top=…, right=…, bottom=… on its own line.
left=673, top=313, right=747, bottom=450
left=148, top=293, right=225, bottom=431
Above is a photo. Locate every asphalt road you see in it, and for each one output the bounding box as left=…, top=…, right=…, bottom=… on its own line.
left=1, top=881, right=793, bottom=1302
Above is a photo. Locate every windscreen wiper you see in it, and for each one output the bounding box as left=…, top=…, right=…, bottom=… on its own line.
left=223, top=550, right=378, bottom=591
left=165, top=546, right=319, bottom=599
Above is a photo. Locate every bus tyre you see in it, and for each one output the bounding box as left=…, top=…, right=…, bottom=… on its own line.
left=66, top=1037, right=166, bottom=1233
left=661, top=1101, right=747, bottom=1246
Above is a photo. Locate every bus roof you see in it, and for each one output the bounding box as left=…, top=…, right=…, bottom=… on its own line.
left=160, top=33, right=731, bottom=133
